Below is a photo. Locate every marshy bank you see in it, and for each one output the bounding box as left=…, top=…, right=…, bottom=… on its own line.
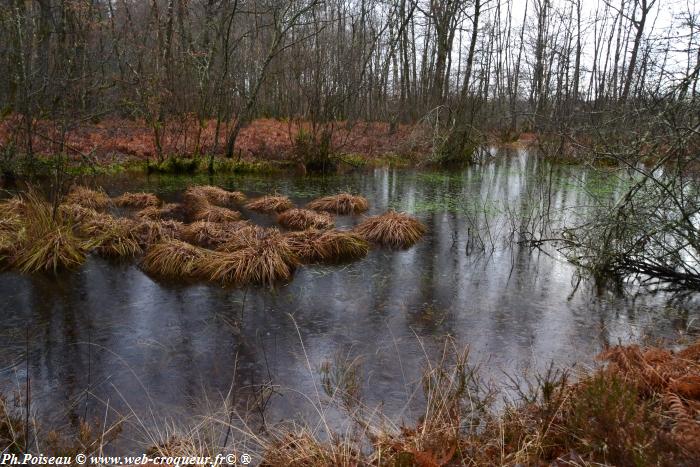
left=1, top=148, right=699, bottom=463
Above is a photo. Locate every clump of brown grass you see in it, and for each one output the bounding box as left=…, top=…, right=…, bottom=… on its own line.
left=0, top=197, right=27, bottom=216
left=183, top=187, right=242, bottom=222
left=197, top=228, right=298, bottom=285
left=190, top=185, right=246, bottom=205
left=215, top=225, right=270, bottom=252
left=277, top=208, right=334, bottom=230
left=134, top=203, right=184, bottom=221
left=306, top=193, right=368, bottom=215
left=59, top=203, right=101, bottom=223
left=79, top=215, right=142, bottom=258
left=191, top=204, right=242, bottom=223
left=354, top=210, right=426, bottom=249
left=113, top=192, right=162, bottom=208
left=141, top=239, right=211, bottom=279
left=286, top=229, right=369, bottom=263
left=132, top=219, right=185, bottom=247
left=245, top=195, right=293, bottom=213
left=181, top=220, right=251, bottom=248
left=12, top=191, right=92, bottom=273
left=65, top=186, right=112, bottom=210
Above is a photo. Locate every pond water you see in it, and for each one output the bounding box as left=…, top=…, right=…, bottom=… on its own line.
left=0, top=147, right=697, bottom=451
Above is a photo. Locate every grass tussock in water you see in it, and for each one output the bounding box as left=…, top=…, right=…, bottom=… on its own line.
left=198, top=228, right=298, bottom=285
left=277, top=208, right=334, bottom=230
left=184, top=187, right=242, bottom=222
left=141, top=239, right=211, bottom=278
left=245, top=195, right=293, bottom=213
left=286, top=229, right=369, bottom=263
left=191, top=204, right=242, bottom=223
left=306, top=192, right=368, bottom=214
left=181, top=220, right=251, bottom=248
left=134, top=203, right=184, bottom=221
left=190, top=185, right=246, bottom=205
left=79, top=215, right=142, bottom=258
left=132, top=219, right=185, bottom=247
left=11, top=191, right=92, bottom=273
left=59, top=203, right=102, bottom=223
left=65, top=186, right=111, bottom=210
left=113, top=191, right=161, bottom=208
left=354, top=210, right=426, bottom=249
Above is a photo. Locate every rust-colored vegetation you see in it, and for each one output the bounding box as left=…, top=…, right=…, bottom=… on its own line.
left=354, top=210, right=426, bottom=249
left=245, top=195, right=294, bottom=213
left=261, top=338, right=700, bottom=466
left=277, top=208, right=334, bottom=230
left=0, top=117, right=425, bottom=163
left=306, top=192, right=368, bottom=214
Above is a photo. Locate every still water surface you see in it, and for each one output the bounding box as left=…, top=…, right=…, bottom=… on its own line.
left=0, top=148, right=696, bottom=449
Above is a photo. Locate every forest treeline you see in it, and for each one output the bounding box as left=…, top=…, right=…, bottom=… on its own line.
left=0, top=0, right=699, bottom=162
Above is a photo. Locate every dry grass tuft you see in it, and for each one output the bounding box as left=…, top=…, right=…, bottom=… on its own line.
left=190, top=185, right=246, bottom=205
left=306, top=192, right=368, bottom=215
left=198, top=228, right=298, bottom=285
left=12, top=191, right=92, bottom=273
left=65, top=186, right=111, bottom=210
left=286, top=229, right=369, bottom=263
left=354, top=210, right=426, bottom=249
left=132, top=219, right=185, bottom=247
left=245, top=195, right=293, bottom=213
left=191, top=204, right=242, bottom=223
left=79, top=215, right=142, bottom=258
left=183, top=187, right=242, bottom=222
left=0, top=197, right=27, bottom=216
left=215, top=225, right=270, bottom=252
left=141, top=239, right=211, bottom=278
left=134, top=203, right=184, bottom=221
left=181, top=220, right=251, bottom=248
left=277, top=208, right=334, bottom=230
left=59, top=203, right=102, bottom=223
left=113, top=192, right=162, bottom=208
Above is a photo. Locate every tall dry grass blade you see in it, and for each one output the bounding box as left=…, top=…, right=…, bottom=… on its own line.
left=141, top=239, right=211, bottom=278
left=354, top=210, right=426, bottom=249
left=277, top=208, right=334, bottom=230
left=306, top=193, right=368, bottom=215
left=65, top=186, right=112, bottom=210
left=113, top=192, right=162, bottom=208
left=245, top=195, right=293, bottom=213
